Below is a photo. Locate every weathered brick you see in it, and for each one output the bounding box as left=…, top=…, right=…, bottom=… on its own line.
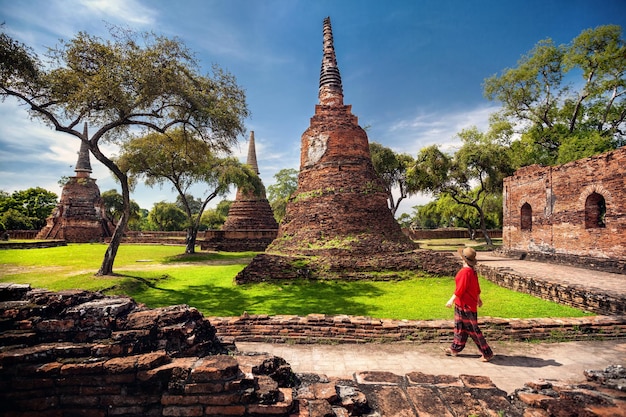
left=162, top=405, right=204, bottom=416
left=204, top=405, right=246, bottom=416
left=103, top=355, right=137, bottom=374
left=60, top=361, right=104, bottom=375
left=190, top=355, right=240, bottom=382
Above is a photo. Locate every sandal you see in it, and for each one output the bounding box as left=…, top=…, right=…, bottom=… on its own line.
left=442, top=347, right=458, bottom=357
left=481, top=354, right=494, bottom=362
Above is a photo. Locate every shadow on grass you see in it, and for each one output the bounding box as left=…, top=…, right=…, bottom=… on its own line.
left=162, top=251, right=258, bottom=264
left=111, top=274, right=384, bottom=317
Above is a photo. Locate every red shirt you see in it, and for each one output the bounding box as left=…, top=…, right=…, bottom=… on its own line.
left=454, top=266, right=481, bottom=312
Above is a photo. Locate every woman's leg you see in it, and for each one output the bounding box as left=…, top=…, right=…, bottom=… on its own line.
left=464, top=310, right=493, bottom=358
left=450, top=306, right=469, bottom=353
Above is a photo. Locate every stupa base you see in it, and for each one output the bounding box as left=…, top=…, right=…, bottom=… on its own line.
left=234, top=250, right=460, bottom=284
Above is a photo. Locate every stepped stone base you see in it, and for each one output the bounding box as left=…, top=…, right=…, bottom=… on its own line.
left=235, top=250, right=460, bottom=283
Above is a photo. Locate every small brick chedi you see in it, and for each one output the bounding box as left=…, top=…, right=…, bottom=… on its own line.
left=200, top=131, right=278, bottom=252
left=37, top=125, right=115, bottom=243
left=222, top=131, right=278, bottom=231
left=501, top=147, right=626, bottom=273
left=236, top=17, right=418, bottom=282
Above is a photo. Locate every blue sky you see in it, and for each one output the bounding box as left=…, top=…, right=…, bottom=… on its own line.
left=1, top=0, right=625, bottom=216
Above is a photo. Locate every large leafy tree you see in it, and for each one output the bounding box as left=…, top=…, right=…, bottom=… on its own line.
left=0, top=187, right=58, bottom=229
left=117, top=128, right=262, bottom=254
left=369, top=142, right=415, bottom=217
left=101, top=189, right=141, bottom=229
left=484, top=25, right=626, bottom=166
left=1, top=28, right=248, bottom=274
left=266, top=168, right=298, bottom=223
left=148, top=202, right=187, bottom=231
left=201, top=200, right=232, bottom=230
left=408, top=128, right=513, bottom=247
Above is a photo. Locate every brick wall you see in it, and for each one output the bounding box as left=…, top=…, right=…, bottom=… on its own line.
left=209, top=313, right=626, bottom=344
left=406, top=229, right=502, bottom=240
left=502, top=148, right=626, bottom=262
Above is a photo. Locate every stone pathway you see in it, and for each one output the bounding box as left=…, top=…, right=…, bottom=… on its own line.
left=237, top=339, right=626, bottom=395
left=478, top=252, right=626, bottom=296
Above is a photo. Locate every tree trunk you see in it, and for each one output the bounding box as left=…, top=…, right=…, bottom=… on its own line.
left=476, top=206, right=493, bottom=248
left=97, top=198, right=130, bottom=275
left=98, top=215, right=127, bottom=276
left=93, top=146, right=131, bottom=276
left=458, top=217, right=476, bottom=240
left=185, top=226, right=197, bottom=254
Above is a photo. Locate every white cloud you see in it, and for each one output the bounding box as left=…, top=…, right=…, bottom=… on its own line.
left=382, top=105, right=501, bottom=156
left=76, top=0, right=158, bottom=26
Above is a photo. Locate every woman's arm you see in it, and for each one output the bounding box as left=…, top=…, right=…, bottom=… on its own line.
left=446, top=294, right=456, bottom=308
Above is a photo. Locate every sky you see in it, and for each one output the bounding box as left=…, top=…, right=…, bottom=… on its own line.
left=1, top=0, right=625, bottom=216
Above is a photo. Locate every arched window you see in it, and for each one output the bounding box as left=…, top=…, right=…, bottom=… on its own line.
left=585, top=192, right=606, bottom=229
left=520, top=203, right=532, bottom=231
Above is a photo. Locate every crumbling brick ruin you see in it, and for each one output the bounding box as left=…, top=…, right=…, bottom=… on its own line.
left=501, top=147, right=626, bottom=273
left=237, top=17, right=419, bottom=282
left=36, top=124, right=115, bottom=243
left=0, top=283, right=353, bottom=416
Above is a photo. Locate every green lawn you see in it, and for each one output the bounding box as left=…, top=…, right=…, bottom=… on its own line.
left=0, top=243, right=590, bottom=320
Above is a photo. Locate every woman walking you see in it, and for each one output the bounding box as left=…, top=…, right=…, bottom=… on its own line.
left=445, top=247, right=494, bottom=362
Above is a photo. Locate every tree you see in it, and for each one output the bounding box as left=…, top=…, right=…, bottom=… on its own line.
left=1, top=28, right=248, bottom=274
left=176, top=194, right=203, bottom=217
left=101, top=189, right=141, bottom=228
left=0, top=209, right=34, bottom=230
left=408, top=128, right=513, bottom=247
left=484, top=25, right=626, bottom=166
left=267, top=168, right=298, bottom=223
left=131, top=209, right=150, bottom=231
left=118, top=128, right=262, bottom=254
left=149, top=202, right=187, bottom=231
left=0, top=187, right=58, bottom=229
left=369, top=142, right=415, bottom=217
left=201, top=200, right=232, bottom=230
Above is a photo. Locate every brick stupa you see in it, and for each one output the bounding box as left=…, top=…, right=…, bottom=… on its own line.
left=267, top=16, right=415, bottom=256
left=37, top=124, right=115, bottom=242
left=236, top=17, right=420, bottom=283
left=222, top=131, right=278, bottom=231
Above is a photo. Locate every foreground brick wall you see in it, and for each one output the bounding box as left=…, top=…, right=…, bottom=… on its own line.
left=0, top=284, right=303, bottom=416
left=502, top=148, right=626, bottom=265
left=210, top=314, right=626, bottom=344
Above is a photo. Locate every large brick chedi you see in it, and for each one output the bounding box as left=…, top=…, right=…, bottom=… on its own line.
left=501, top=147, right=626, bottom=272
left=267, top=17, right=414, bottom=257
left=37, top=124, right=115, bottom=242
left=236, top=18, right=419, bottom=283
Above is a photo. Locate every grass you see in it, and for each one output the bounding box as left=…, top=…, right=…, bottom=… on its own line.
left=416, top=237, right=502, bottom=251
left=0, top=243, right=591, bottom=320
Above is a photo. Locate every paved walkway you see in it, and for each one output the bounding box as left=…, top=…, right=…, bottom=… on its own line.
left=237, top=339, right=626, bottom=394
left=477, top=252, right=626, bottom=296
left=238, top=255, right=626, bottom=395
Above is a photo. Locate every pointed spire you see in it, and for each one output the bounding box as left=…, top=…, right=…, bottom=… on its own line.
left=75, top=122, right=92, bottom=177
left=246, top=131, right=259, bottom=175
left=319, top=16, right=344, bottom=106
